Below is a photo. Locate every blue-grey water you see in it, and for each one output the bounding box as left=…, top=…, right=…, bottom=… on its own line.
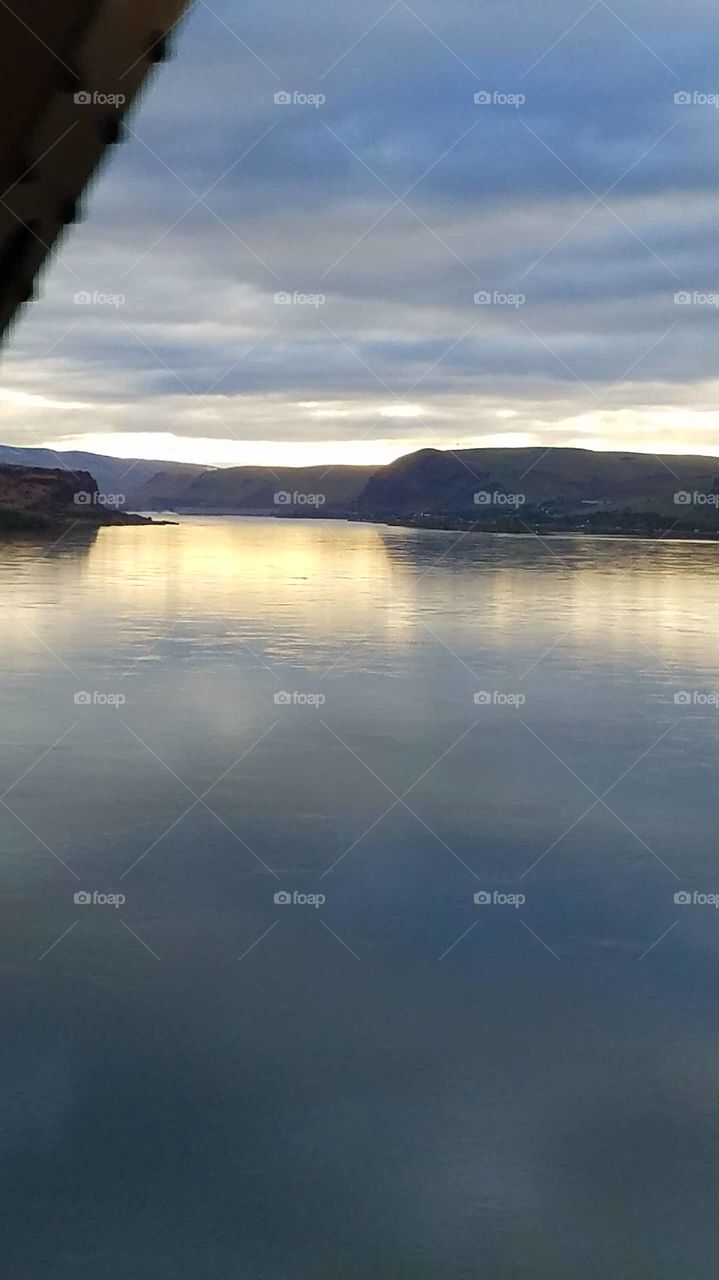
left=1, top=516, right=717, bottom=1278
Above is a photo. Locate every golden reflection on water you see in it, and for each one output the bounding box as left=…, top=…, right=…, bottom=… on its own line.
left=0, top=517, right=717, bottom=668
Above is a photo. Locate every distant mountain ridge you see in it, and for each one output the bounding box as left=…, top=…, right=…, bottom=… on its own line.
left=358, top=446, right=719, bottom=520
left=0, top=446, right=207, bottom=504
left=2, top=443, right=718, bottom=529
left=150, top=463, right=377, bottom=513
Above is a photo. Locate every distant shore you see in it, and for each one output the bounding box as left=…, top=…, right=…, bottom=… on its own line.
left=0, top=509, right=177, bottom=533
left=151, top=507, right=719, bottom=541
left=355, top=513, right=719, bottom=541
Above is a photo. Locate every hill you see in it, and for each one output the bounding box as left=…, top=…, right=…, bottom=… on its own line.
left=2, top=443, right=718, bottom=533
left=0, top=462, right=161, bottom=529
left=357, top=447, right=719, bottom=530
left=148, top=463, right=377, bottom=513
left=0, top=446, right=207, bottom=505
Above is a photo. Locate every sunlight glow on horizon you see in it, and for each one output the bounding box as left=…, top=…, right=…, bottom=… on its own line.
left=45, top=433, right=416, bottom=469
left=41, top=407, right=719, bottom=471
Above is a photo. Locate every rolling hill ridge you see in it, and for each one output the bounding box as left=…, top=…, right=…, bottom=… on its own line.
left=1, top=443, right=718, bottom=532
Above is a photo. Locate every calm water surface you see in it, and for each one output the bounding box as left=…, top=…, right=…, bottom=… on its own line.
left=1, top=517, right=717, bottom=1278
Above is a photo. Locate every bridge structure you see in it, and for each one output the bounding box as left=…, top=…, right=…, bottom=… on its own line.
left=0, top=0, right=191, bottom=340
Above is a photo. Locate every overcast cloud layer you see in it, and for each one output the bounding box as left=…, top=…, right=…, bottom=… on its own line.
left=1, top=0, right=718, bottom=465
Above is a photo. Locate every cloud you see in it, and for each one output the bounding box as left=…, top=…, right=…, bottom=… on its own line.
left=2, top=0, right=717, bottom=464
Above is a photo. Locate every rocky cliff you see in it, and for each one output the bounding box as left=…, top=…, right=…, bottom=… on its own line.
left=0, top=463, right=156, bottom=529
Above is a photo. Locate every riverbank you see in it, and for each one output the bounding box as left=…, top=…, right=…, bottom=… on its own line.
left=155, top=507, right=719, bottom=541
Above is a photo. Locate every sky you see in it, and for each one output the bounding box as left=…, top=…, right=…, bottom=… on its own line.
left=1, top=0, right=717, bottom=468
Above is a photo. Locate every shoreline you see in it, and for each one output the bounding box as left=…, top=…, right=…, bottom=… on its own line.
left=0, top=510, right=178, bottom=533
left=147, top=508, right=719, bottom=542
